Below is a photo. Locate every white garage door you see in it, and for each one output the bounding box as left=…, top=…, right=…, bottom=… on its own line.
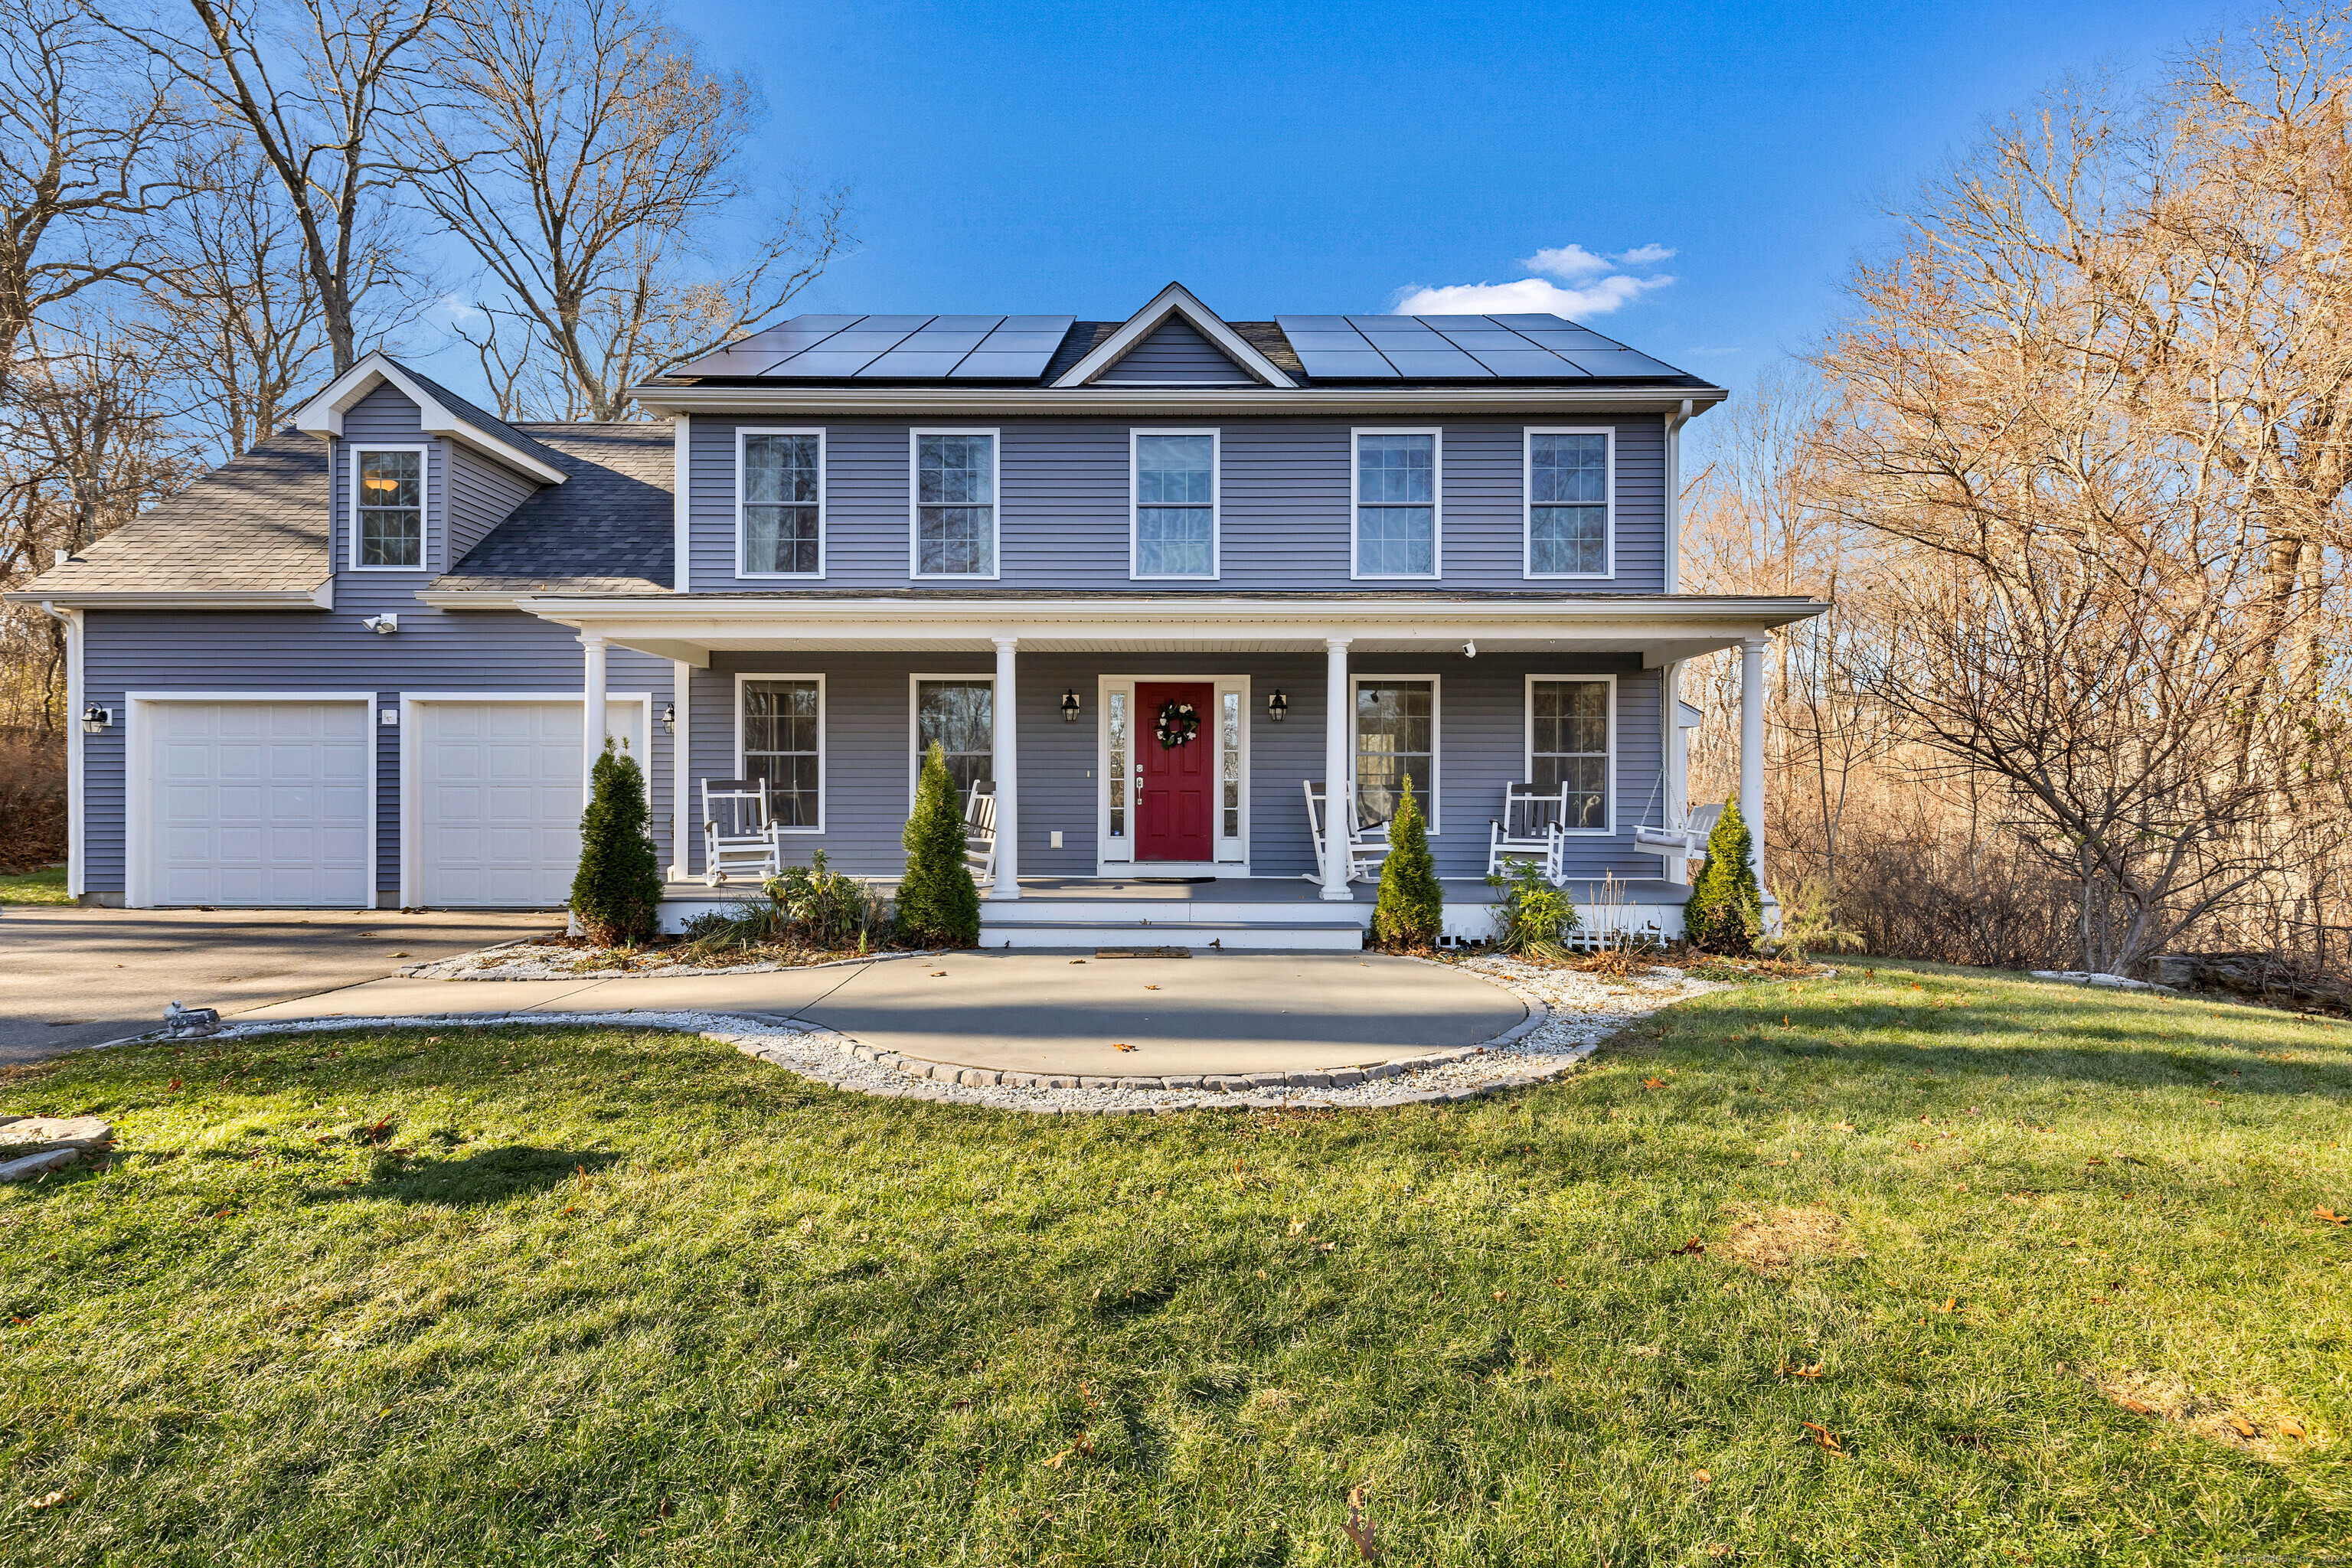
left=142, top=700, right=371, bottom=906
left=415, top=700, right=642, bottom=907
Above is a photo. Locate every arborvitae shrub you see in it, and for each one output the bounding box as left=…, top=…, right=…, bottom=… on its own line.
left=895, top=741, right=981, bottom=947
left=1371, top=773, right=1445, bottom=948
left=570, top=737, right=663, bottom=946
left=1684, top=795, right=1763, bottom=955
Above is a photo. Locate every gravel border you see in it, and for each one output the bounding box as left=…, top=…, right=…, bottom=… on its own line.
left=95, top=955, right=1725, bottom=1113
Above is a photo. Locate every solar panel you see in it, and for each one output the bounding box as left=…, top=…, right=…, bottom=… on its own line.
left=1470, top=350, right=1590, bottom=378
left=763, top=350, right=888, bottom=377
left=1291, top=348, right=1394, bottom=378
left=1381, top=348, right=1490, bottom=377
left=856, top=351, right=970, bottom=378
left=1273, top=312, right=1688, bottom=381
left=1560, top=348, right=1683, bottom=378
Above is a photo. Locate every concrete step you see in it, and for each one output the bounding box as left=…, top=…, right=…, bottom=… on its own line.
left=978, top=918, right=1367, bottom=952
left=978, top=900, right=1368, bottom=926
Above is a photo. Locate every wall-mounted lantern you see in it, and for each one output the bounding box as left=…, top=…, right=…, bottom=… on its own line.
left=1266, top=689, right=1289, bottom=724
left=361, top=613, right=398, bottom=635
left=661, top=702, right=676, bottom=733
left=1060, top=688, right=1082, bottom=723
left=81, top=703, right=111, bottom=734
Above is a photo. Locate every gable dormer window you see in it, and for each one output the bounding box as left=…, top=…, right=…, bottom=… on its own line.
left=351, top=446, right=427, bottom=570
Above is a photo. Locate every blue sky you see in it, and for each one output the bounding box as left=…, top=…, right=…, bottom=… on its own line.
left=418, top=0, right=2233, bottom=403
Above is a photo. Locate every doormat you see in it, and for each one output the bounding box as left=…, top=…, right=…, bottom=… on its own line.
left=1093, top=948, right=1194, bottom=959
left=1134, top=876, right=1215, bottom=884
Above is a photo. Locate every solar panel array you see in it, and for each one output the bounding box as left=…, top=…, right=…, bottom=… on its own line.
left=671, top=315, right=1079, bottom=381
left=1271, top=314, right=1684, bottom=381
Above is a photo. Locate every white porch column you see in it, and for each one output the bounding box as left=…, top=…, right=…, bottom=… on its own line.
left=1740, top=635, right=1766, bottom=895
left=991, top=635, right=1020, bottom=899
left=1321, top=636, right=1352, bottom=901
left=668, top=659, right=691, bottom=880
left=582, top=633, right=608, bottom=804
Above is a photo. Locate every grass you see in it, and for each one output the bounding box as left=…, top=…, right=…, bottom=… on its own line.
left=2, top=958, right=2347, bottom=1565
left=0, top=866, right=68, bottom=904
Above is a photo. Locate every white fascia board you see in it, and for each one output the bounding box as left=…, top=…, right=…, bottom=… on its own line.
left=632, top=383, right=1726, bottom=418
left=1051, top=282, right=1297, bottom=390
left=294, top=351, right=569, bottom=485
left=4, top=584, right=334, bottom=610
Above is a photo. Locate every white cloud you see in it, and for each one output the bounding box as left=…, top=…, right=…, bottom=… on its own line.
left=1390, top=273, right=1673, bottom=319
left=1521, top=243, right=1613, bottom=279
left=1613, top=243, right=1676, bottom=266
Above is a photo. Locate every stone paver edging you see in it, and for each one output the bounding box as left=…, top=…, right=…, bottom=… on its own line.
left=86, top=955, right=1720, bottom=1114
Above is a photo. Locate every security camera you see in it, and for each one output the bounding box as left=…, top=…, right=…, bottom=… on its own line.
left=1463, top=641, right=1478, bottom=658
left=362, top=613, right=398, bottom=635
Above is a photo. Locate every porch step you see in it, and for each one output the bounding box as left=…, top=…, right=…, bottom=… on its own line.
left=978, top=917, right=1367, bottom=952
left=978, top=899, right=1369, bottom=926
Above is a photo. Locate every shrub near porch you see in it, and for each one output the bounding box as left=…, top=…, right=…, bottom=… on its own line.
left=2, top=961, right=2347, bottom=1563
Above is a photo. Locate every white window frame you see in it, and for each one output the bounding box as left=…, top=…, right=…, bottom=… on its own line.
left=1349, top=672, right=1441, bottom=835
left=1128, top=428, right=1220, bottom=580
left=1524, top=672, right=1618, bottom=835
left=908, top=427, right=1002, bottom=581
left=1523, top=426, right=1615, bottom=580
left=733, top=672, right=827, bottom=834
left=735, top=427, right=827, bottom=580
left=1094, top=672, right=1251, bottom=871
left=906, top=671, right=995, bottom=805
left=346, top=442, right=432, bottom=573
left=1349, top=426, right=1443, bottom=581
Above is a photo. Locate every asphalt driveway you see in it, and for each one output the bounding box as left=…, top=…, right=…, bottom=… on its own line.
left=0, top=906, right=564, bottom=1065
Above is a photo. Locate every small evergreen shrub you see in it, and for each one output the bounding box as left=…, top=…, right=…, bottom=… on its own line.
left=1684, top=796, right=1763, bottom=955
left=570, top=737, right=663, bottom=946
left=1485, top=855, right=1580, bottom=961
left=766, top=850, right=888, bottom=951
left=1371, top=774, right=1445, bottom=947
left=895, top=741, right=981, bottom=947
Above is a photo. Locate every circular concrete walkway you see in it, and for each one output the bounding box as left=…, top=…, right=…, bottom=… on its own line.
left=230, top=951, right=1529, bottom=1076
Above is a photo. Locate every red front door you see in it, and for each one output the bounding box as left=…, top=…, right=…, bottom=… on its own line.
left=1135, top=681, right=1215, bottom=862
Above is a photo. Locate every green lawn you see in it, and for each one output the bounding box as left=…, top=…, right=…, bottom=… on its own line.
left=0, top=866, right=68, bottom=904
left=2, top=960, right=2347, bottom=1565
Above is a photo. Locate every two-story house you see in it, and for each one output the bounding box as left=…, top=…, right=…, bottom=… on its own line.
left=14, top=283, right=1822, bottom=948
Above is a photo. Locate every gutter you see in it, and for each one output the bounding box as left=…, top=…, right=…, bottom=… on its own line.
left=2, top=585, right=333, bottom=611
left=632, top=383, right=1730, bottom=420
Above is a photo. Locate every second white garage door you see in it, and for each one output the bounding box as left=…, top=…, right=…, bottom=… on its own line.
left=413, top=699, right=645, bottom=907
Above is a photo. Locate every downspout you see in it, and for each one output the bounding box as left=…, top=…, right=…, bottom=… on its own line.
left=38, top=599, right=85, bottom=899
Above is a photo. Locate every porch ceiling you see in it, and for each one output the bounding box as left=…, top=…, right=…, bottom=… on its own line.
left=472, top=591, right=1827, bottom=668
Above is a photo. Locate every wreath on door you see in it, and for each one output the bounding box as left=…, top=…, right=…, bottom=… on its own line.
left=1154, top=698, right=1200, bottom=749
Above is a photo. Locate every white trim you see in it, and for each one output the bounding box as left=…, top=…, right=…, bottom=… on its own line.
left=1522, top=426, right=1615, bottom=580
left=906, top=670, right=996, bottom=805
left=125, top=691, right=377, bottom=910
left=1127, top=427, right=1220, bottom=580
left=1096, top=673, right=1251, bottom=871
left=636, top=384, right=1720, bottom=419
left=1349, top=671, right=1441, bottom=835
left=1523, top=672, right=1618, bottom=837
left=1050, top=282, right=1298, bottom=389
left=394, top=691, right=651, bottom=909
left=733, top=426, right=828, bottom=580
left=7, top=587, right=333, bottom=610
left=346, top=442, right=433, bottom=573
left=1662, top=400, right=1693, bottom=593
left=1349, top=427, right=1443, bottom=581
left=908, top=427, right=1001, bottom=581
left=294, top=351, right=569, bottom=485
left=39, top=602, right=85, bottom=896
left=672, top=414, right=691, bottom=593
left=670, top=661, right=692, bottom=879
left=730, top=672, right=827, bottom=835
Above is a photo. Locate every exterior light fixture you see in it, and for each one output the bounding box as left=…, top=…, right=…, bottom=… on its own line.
left=1463, top=641, right=1477, bottom=658
left=81, top=703, right=110, bottom=734
left=1266, top=689, right=1289, bottom=723
left=1060, top=688, right=1082, bottom=722
left=361, top=613, right=398, bottom=635
left=661, top=702, right=676, bottom=733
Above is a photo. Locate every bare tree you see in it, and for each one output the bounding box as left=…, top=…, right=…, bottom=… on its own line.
left=410, top=0, right=848, bottom=420
left=105, top=0, right=438, bottom=373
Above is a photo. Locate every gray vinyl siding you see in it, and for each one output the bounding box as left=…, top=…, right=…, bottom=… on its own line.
left=331, top=384, right=447, bottom=574
left=78, top=606, right=672, bottom=900
left=446, top=443, right=542, bottom=564
left=682, top=650, right=1664, bottom=884
left=686, top=414, right=1668, bottom=590
left=1094, top=317, right=1251, bottom=383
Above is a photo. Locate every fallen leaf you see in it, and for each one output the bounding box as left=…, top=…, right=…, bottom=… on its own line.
left=1341, top=1485, right=1382, bottom=1562
left=1289, top=1219, right=1308, bottom=1235
left=1936, top=1298, right=1956, bottom=1313
left=1112, top=1043, right=1135, bottom=1052
left=2280, top=1418, right=2308, bottom=1439
left=1145, top=985, right=1161, bottom=991
left=930, top=971, right=947, bottom=977
left=1642, top=1076, right=1666, bottom=1089
left=24, top=1490, right=67, bottom=1511
left=2228, top=1416, right=2258, bottom=1438
left=1067, top=959, right=1086, bottom=965
left=1777, top=1361, right=1824, bottom=1379
left=2317, top=1207, right=2348, bottom=1225
left=1042, top=1432, right=1096, bottom=1469
left=1801, top=1420, right=1845, bottom=1454
left=1834, top=1122, right=1855, bottom=1132
left=1693, top=1469, right=1713, bottom=1487
left=1492, top=1289, right=1506, bottom=1300
left=1671, top=1236, right=1706, bottom=1256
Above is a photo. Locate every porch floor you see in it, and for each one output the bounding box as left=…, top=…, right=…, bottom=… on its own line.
left=661, top=874, right=1689, bottom=907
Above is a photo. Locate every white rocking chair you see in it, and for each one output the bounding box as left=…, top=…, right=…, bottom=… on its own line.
left=1487, top=781, right=1573, bottom=876
left=701, top=777, right=782, bottom=887
left=962, top=786, right=998, bottom=887
left=1302, top=779, right=1390, bottom=884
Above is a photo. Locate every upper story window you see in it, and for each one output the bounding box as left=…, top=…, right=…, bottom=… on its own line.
left=1526, top=430, right=1612, bottom=577
left=351, top=446, right=426, bottom=570
left=1132, top=430, right=1217, bottom=578
left=1352, top=430, right=1439, bottom=578
left=912, top=430, right=998, bottom=577
left=740, top=430, right=824, bottom=577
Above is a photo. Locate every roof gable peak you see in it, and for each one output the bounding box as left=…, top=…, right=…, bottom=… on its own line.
left=293, top=351, right=568, bottom=485
left=1051, top=282, right=1296, bottom=390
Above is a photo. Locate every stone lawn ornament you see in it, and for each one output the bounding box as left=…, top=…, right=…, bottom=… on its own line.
left=162, top=1001, right=222, bottom=1037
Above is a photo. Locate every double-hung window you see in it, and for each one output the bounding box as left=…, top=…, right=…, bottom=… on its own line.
left=1526, top=429, right=1611, bottom=577
left=351, top=446, right=426, bottom=570
left=913, top=676, right=993, bottom=802
left=1132, top=430, right=1217, bottom=578
left=1528, top=677, right=1612, bottom=831
left=1353, top=430, right=1439, bottom=577
left=912, top=430, right=998, bottom=577
left=740, top=677, right=824, bottom=831
left=1354, top=677, right=1437, bottom=831
left=740, top=430, right=824, bottom=576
